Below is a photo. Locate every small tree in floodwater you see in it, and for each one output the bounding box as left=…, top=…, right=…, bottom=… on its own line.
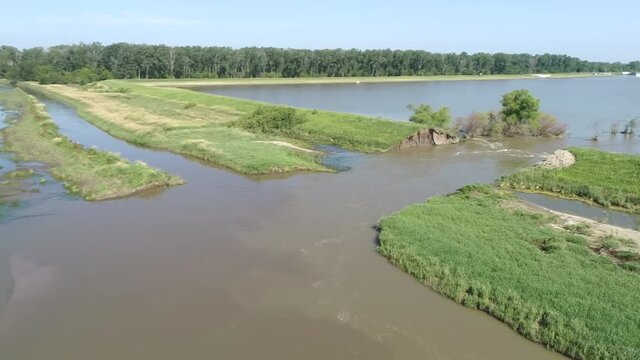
left=500, top=89, right=540, bottom=127
left=591, top=121, right=600, bottom=141
left=610, top=122, right=619, bottom=134
left=407, top=104, right=452, bottom=129
left=454, top=112, right=488, bottom=138
left=534, top=114, right=567, bottom=137
left=622, top=118, right=638, bottom=135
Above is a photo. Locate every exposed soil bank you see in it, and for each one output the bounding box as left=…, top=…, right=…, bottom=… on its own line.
left=515, top=191, right=640, bottom=230
left=396, top=128, right=459, bottom=149
left=509, top=197, right=640, bottom=253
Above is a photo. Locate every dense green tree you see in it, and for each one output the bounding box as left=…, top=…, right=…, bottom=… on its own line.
left=0, top=46, right=20, bottom=78
left=501, top=89, right=540, bottom=125
left=1, top=43, right=638, bottom=82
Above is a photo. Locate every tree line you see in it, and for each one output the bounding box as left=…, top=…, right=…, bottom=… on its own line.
left=1, top=42, right=639, bottom=84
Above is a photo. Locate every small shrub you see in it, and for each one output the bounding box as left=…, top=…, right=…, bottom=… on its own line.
left=455, top=112, right=489, bottom=138
left=486, top=111, right=505, bottom=137
left=236, top=106, right=307, bottom=135
left=610, top=122, right=619, bottom=134
left=622, top=118, right=638, bottom=135
left=111, top=87, right=131, bottom=94
left=598, top=235, right=623, bottom=251
left=563, top=222, right=592, bottom=236
left=533, top=237, right=563, bottom=253
left=534, top=114, right=567, bottom=137
left=565, top=234, right=587, bottom=246
left=614, top=251, right=640, bottom=262
left=503, top=123, right=529, bottom=137
left=407, top=104, right=451, bottom=129
left=620, top=262, right=640, bottom=274
left=183, top=102, right=197, bottom=109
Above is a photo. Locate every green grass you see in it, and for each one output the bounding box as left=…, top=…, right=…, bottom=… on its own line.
left=17, top=80, right=425, bottom=174
left=105, top=80, right=424, bottom=152
left=378, top=184, right=640, bottom=359
left=19, top=82, right=331, bottom=175
left=500, top=148, right=640, bottom=213
left=0, top=88, right=182, bottom=200
left=563, top=222, right=593, bottom=236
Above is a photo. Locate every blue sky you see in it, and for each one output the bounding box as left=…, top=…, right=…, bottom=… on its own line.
left=3, top=0, right=639, bottom=62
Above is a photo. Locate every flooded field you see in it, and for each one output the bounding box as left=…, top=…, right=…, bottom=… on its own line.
left=1, top=77, right=639, bottom=359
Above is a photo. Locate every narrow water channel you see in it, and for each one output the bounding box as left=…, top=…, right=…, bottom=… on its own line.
left=0, top=95, right=569, bottom=359
left=516, top=192, right=639, bottom=230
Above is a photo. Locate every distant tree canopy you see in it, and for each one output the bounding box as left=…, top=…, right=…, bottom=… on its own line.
left=1, top=43, right=639, bottom=83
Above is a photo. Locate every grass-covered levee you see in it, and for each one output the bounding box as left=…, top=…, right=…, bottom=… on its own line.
left=0, top=87, right=182, bottom=200
left=500, top=148, right=640, bottom=213
left=18, top=81, right=427, bottom=175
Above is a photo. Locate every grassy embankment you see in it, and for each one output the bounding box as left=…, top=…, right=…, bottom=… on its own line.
left=500, top=148, right=640, bottom=213
left=136, top=73, right=606, bottom=87
left=0, top=87, right=182, bottom=200
left=378, top=184, right=640, bottom=360
left=19, top=81, right=423, bottom=174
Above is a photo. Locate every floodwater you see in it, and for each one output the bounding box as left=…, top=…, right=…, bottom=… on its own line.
left=201, top=76, right=640, bottom=140
left=0, top=78, right=638, bottom=359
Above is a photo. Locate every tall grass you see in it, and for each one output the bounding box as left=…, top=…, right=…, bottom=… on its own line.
left=19, top=82, right=330, bottom=175
left=0, top=88, right=182, bottom=200
left=378, top=184, right=640, bottom=359
left=106, top=80, right=424, bottom=152
left=500, top=148, right=640, bottom=212
left=20, top=80, right=426, bottom=174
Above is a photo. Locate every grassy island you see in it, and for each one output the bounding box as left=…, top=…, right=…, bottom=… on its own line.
left=18, top=81, right=424, bottom=174
left=0, top=87, right=182, bottom=200
left=500, top=148, right=640, bottom=213
left=378, top=184, right=640, bottom=359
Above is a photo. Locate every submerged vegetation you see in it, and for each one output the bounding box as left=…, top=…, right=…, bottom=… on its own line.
left=455, top=89, right=566, bottom=137
left=500, top=148, right=640, bottom=212
left=0, top=87, right=182, bottom=200
left=17, top=81, right=424, bottom=174
left=378, top=184, right=640, bottom=359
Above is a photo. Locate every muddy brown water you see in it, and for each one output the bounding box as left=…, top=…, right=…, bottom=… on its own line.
left=1, top=79, right=639, bottom=359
